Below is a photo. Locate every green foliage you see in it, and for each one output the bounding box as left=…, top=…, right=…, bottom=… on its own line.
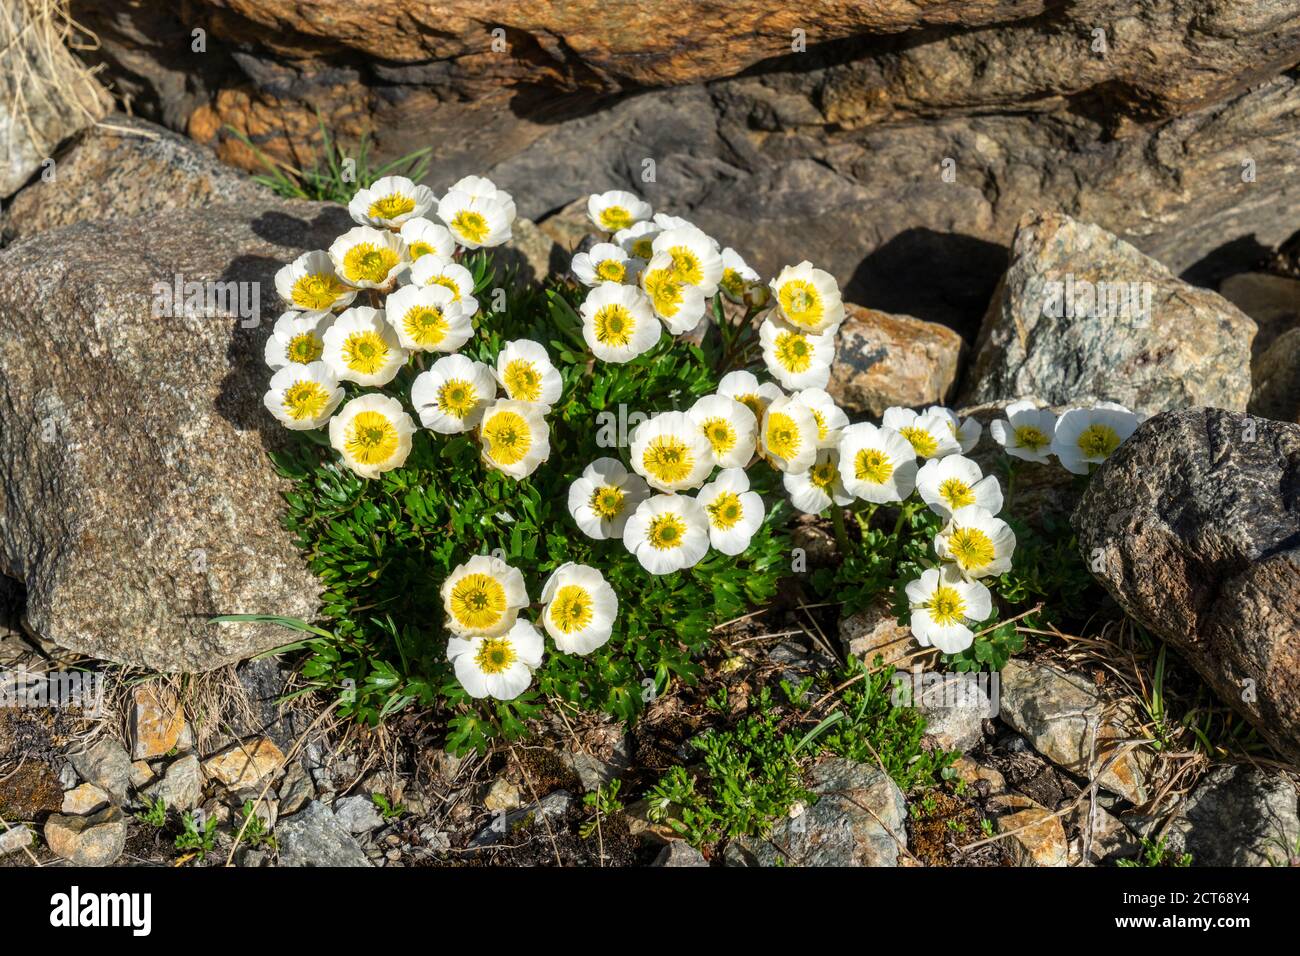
left=1116, top=836, right=1192, bottom=868
left=811, top=501, right=941, bottom=619
left=135, top=797, right=167, bottom=829
left=237, top=802, right=278, bottom=850
left=371, top=793, right=406, bottom=820
left=174, top=811, right=219, bottom=860
left=579, top=779, right=625, bottom=839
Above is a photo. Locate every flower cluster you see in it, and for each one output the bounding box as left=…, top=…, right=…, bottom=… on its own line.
left=989, top=399, right=1142, bottom=475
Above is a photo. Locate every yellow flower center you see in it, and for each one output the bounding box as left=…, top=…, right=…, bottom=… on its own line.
left=810, top=460, right=838, bottom=490
left=342, top=331, right=391, bottom=375
left=720, top=268, right=745, bottom=298
left=594, top=304, right=635, bottom=347
left=344, top=410, right=400, bottom=465
left=482, top=410, right=533, bottom=466
left=286, top=331, right=323, bottom=364
left=938, top=477, right=976, bottom=510
left=641, top=435, right=695, bottom=484
left=342, top=243, right=400, bottom=284
left=1076, top=423, right=1121, bottom=458
left=810, top=408, right=828, bottom=441
left=549, top=585, right=594, bottom=634
left=409, top=241, right=436, bottom=260
left=503, top=359, right=543, bottom=402
left=774, top=331, right=813, bottom=373
left=426, top=276, right=463, bottom=302
left=854, top=448, right=893, bottom=485
left=474, top=637, right=516, bottom=674
left=925, top=585, right=967, bottom=627
left=437, top=379, right=478, bottom=418
left=598, top=205, right=633, bottom=232
left=282, top=380, right=332, bottom=421
left=368, top=193, right=416, bottom=221
left=765, top=412, right=802, bottom=461
left=648, top=513, right=687, bottom=550
left=595, top=259, right=627, bottom=282
left=451, top=210, right=490, bottom=244
left=644, top=269, right=683, bottom=317
left=589, top=484, right=626, bottom=520
left=450, top=574, right=508, bottom=632
left=778, top=279, right=823, bottom=328
left=707, top=491, right=744, bottom=530
left=700, top=417, right=736, bottom=457
left=631, top=236, right=655, bottom=259
left=403, top=306, right=448, bottom=347
left=735, top=393, right=765, bottom=420
left=667, top=246, right=703, bottom=285
left=1013, top=424, right=1050, bottom=452
left=899, top=425, right=938, bottom=458
left=291, top=272, right=345, bottom=310
left=947, top=526, right=996, bottom=571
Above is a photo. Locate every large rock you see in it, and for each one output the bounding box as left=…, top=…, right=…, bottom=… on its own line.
left=827, top=304, right=964, bottom=417
left=1250, top=327, right=1300, bottom=425
left=44, top=806, right=127, bottom=866
left=277, top=801, right=372, bottom=867
left=0, top=202, right=332, bottom=671
left=962, top=211, right=1255, bottom=415
left=1218, top=272, right=1300, bottom=358
left=1163, top=765, right=1300, bottom=867
left=1074, top=407, right=1300, bottom=763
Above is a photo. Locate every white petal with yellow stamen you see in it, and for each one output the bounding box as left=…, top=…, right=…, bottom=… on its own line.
left=495, top=339, right=562, bottom=408
left=441, top=554, right=530, bottom=639
left=572, top=242, right=641, bottom=287
left=837, top=422, right=918, bottom=503
left=905, top=565, right=992, bottom=654
left=916, top=454, right=1004, bottom=519
left=784, top=447, right=854, bottom=514
left=264, top=310, right=335, bottom=370
left=688, top=394, right=757, bottom=469
left=759, top=315, right=835, bottom=390
left=613, top=221, right=661, bottom=261
left=328, top=393, right=416, bottom=480
left=621, top=493, right=710, bottom=575
left=640, top=252, right=707, bottom=335
left=793, top=387, right=848, bottom=449
left=718, top=247, right=761, bottom=302
left=881, top=406, right=962, bottom=460
left=347, top=175, right=436, bottom=228
left=447, top=619, right=543, bottom=700
left=436, top=188, right=513, bottom=249
left=398, top=217, right=456, bottom=261
left=587, top=190, right=652, bottom=233
left=274, top=250, right=356, bottom=313
left=408, top=255, right=480, bottom=317
left=934, top=505, right=1017, bottom=580
left=540, top=562, right=619, bottom=654
left=769, top=261, right=844, bottom=334
left=927, top=405, right=983, bottom=454
left=410, top=353, right=497, bottom=434
left=383, top=283, right=472, bottom=353
left=328, top=226, right=409, bottom=290
left=579, top=283, right=661, bottom=362
left=321, top=306, right=408, bottom=386
left=263, top=361, right=344, bottom=431
left=479, top=399, right=550, bottom=479
left=990, top=399, right=1057, bottom=464
left=629, top=411, right=715, bottom=492
left=717, top=370, right=784, bottom=423
left=650, top=226, right=723, bottom=297
left=1050, top=402, right=1140, bottom=475
left=697, top=468, right=765, bottom=556
left=760, top=394, right=819, bottom=474
left=567, top=457, right=651, bottom=540
left=446, top=175, right=517, bottom=222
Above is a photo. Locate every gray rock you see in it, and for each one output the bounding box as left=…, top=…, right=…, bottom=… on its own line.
left=653, top=842, right=709, bottom=867
left=838, top=596, right=914, bottom=670
left=912, top=672, right=993, bottom=754
left=0, top=824, right=33, bottom=856
left=469, top=791, right=573, bottom=848
left=999, top=659, right=1152, bottom=805
left=962, top=211, right=1255, bottom=416
left=1074, top=408, right=1300, bottom=763
left=1163, top=765, right=1300, bottom=867
left=68, top=738, right=131, bottom=805
left=277, top=762, right=314, bottom=816
left=333, top=795, right=383, bottom=834
left=142, top=755, right=204, bottom=811
left=277, top=801, right=372, bottom=867
left=43, top=806, right=127, bottom=866
left=0, top=202, right=332, bottom=671
left=1070, top=805, right=1140, bottom=866
left=725, top=758, right=907, bottom=867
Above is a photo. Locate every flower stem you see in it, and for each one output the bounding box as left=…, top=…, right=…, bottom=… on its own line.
left=831, top=504, right=852, bottom=558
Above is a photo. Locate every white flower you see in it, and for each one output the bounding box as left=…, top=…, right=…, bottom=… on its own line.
left=784, top=447, right=853, bottom=514
left=447, top=620, right=544, bottom=700
left=446, top=175, right=517, bottom=222
left=572, top=242, right=640, bottom=287
left=263, top=361, right=344, bottom=430
left=588, top=190, right=653, bottom=233
left=688, top=394, right=757, bottom=469
left=441, top=554, right=529, bottom=638
left=838, top=422, right=918, bottom=503
left=540, top=563, right=618, bottom=654
left=347, top=175, right=436, bottom=228
left=410, top=354, right=497, bottom=433
left=579, top=283, right=661, bottom=362
left=264, top=310, right=334, bottom=370
left=622, top=494, right=710, bottom=575
left=759, top=316, right=835, bottom=390
left=479, top=399, right=550, bottom=479
left=567, top=457, right=651, bottom=540
left=274, top=250, right=356, bottom=312
left=717, top=370, right=784, bottom=423
left=718, top=247, right=760, bottom=302
left=916, top=455, right=1004, bottom=519
left=409, top=256, right=480, bottom=317
left=384, top=283, right=473, bottom=353
left=1051, top=402, right=1141, bottom=475
left=769, top=261, right=844, bottom=334
left=697, top=468, right=765, bottom=556
left=927, top=405, right=982, bottom=453
left=652, top=213, right=697, bottom=232
left=881, top=406, right=962, bottom=459
left=906, top=565, right=992, bottom=654
left=321, top=306, right=408, bottom=386
left=641, top=252, right=708, bottom=334
left=495, top=339, right=562, bottom=408
left=651, top=226, right=724, bottom=297
left=990, top=400, right=1057, bottom=464
left=935, top=505, right=1017, bottom=579
left=614, top=221, right=660, bottom=260
left=761, top=395, right=819, bottom=474
left=328, top=393, right=416, bottom=479
left=629, top=411, right=714, bottom=492
left=794, top=387, right=848, bottom=449
left=436, top=185, right=514, bottom=249
left=328, top=226, right=409, bottom=289
left=399, top=217, right=456, bottom=261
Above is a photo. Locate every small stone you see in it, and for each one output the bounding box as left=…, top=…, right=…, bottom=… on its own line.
left=129, top=760, right=155, bottom=790
left=68, top=738, right=131, bottom=805
left=998, top=806, right=1068, bottom=867
left=333, top=794, right=383, bottom=834
left=950, top=756, right=1007, bottom=795
left=44, top=807, right=127, bottom=866
left=469, top=791, right=573, bottom=848
left=277, top=801, right=372, bottom=867
left=1070, top=805, right=1140, bottom=865
left=838, top=596, right=914, bottom=669
left=61, top=783, right=110, bottom=815
left=483, top=777, right=522, bottom=813
left=654, top=842, right=709, bottom=867
left=910, top=672, right=994, bottom=753
left=55, top=761, right=78, bottom=789
left=0, top=824, right=33, bottom=856
left=278, top=762, right=314, bottom=816
left=129, top=684, right=186, bottom=759
left=202, top=738, right=284, bottom=789
left=143, top=755, right=204, bottom=811
left=1163, top=765, right=1300, bottom=867
left=227, top=790, right=278, bottom=830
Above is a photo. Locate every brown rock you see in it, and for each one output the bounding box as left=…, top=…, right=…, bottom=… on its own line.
left=827, top=305, right=964, bottom=417
left=837, top=596, right=914, bottom=669
left=61, top=783, right=110, bottom=815
left=202, top=738, right=285, bottom=789
left=1219, top=272, right=1300, bottom=358
left=998, top=806, right=1068, bottom=867
left=1250, top=327, right=1300, bottom=425
left=44, top=806, right=127, bottom=866
left=129, top=684, right=186, bottom=760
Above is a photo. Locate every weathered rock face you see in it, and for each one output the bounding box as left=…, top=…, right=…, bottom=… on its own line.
left=0, top=202, right=332, bottom=672
left=1219, top=272, right=1300, bottom=359
left=1074, top=408, right=1300, bottom=763
left=827, top=304, right=963, bottom=417
left=1163, top=765, right=1300, bottom=867
left=962, top=211, right=1255, bottom=415
left=1250, top=327, right=1300, bottom=425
